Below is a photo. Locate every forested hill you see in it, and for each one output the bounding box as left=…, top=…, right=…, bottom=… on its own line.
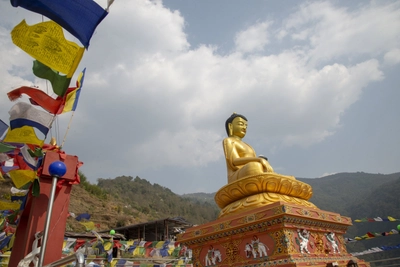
left=298, top=172, right=400, bottom=217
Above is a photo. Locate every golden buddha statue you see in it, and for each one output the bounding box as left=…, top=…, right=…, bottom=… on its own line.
left=223, top=113, right=274, bottom=184
left=215, top=113, right=316, bottom=217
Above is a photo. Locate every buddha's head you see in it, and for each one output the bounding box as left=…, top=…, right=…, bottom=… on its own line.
left=225, top=113, right=248, bottom=138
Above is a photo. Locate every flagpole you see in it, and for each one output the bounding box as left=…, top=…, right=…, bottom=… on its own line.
left=37, top=161, right=67, bottom=267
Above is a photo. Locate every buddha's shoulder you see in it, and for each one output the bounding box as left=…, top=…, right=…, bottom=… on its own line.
left=223, top=137, right=244, bottom=145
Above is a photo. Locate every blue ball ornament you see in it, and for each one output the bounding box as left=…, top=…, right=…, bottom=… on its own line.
left=48, top=161, right=67, bottom=177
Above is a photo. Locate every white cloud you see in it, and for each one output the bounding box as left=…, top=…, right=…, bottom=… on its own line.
left=234, top=21, right=272, bottom=53
left=282, top=1, right=400, bottom=65
left=0, top=0, right=398, bottom=193
left=383, top=48, right=400, bottom=66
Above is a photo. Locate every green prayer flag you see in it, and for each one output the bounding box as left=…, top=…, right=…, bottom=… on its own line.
left=32, top=60, right=71, bottom=96
left=32, top=178, right=40, bottom=197
left=0, top=142, right=16, bottom=153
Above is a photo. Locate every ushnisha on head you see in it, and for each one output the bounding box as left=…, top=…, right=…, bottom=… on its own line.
left=225, top=113, right=248, bottom=137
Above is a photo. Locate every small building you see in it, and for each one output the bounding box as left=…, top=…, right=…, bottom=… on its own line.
left=99, top=217, right=192, bottom=241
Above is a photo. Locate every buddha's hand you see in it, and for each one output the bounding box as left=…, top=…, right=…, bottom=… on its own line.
left=260, top=158, right=274, bottom=172
left=260, top=156, right=274, bottom=172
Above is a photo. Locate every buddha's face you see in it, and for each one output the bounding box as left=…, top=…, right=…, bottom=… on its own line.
left=229, top=117, right=247, bottom=138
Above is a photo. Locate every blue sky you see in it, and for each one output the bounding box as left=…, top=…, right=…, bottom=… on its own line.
left=0, top=0, right=399, bottom=194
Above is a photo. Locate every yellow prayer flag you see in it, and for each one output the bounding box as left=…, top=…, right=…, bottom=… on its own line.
left=79, top=221, right=96, bottom=231
left=155, top=241, right=165, bottom=248
left=11, top=20, right=85, bottom=77
left=7, top=234, right=15, bottom=251
left=0, top=200, right=21, bottom=211
left=133, top=247, right=141, bottom=256
left=168, top=244, right=175, bottom=255
left=3, top=126, right=44, bottom=147
left=0, top=251, right=11, bottom=265
left=103, top=241, right=113, bottom=251
left=387, top=216, right=397, bottom=221
left=354, top=219, right=362, bottom=222
left=0, top=172, right=5, bottom=181
left=110, top=259, right=118, bottom=267
left=8, top=169, right=37, bottom=189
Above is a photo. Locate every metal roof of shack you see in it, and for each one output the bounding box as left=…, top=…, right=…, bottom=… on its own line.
left=99, top=217, right=193, bottom=241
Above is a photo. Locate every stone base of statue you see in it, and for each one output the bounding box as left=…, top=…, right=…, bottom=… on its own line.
left=177, top=192, right=370, bottom=267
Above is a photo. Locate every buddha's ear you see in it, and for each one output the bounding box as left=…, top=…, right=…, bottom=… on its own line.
left=228, top=123, right=233, bottom=136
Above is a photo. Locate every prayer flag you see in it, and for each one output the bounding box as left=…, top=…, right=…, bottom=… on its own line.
left=107, top=248, right=113, bottom=262
left=103, top=241, right=113, bottom=251
left=10, top=0, right=108, bottom=47
left=0, top=199, right=21, bottom=211
left=0, top=235, right=12, bottom=251
left=20, top=145, right=38, bottom=169
left=3, top=126, right=44, bottom=147
left=8, top=86, right=65, bottom=114
left=11, top=20, right=85, bottom=77
left=0, top=120, right=8, bottom=138
left=32, top=60, right=71, bottom=96
left=0, top=143, right=16, bottom=153
left=8, top=169, right=37, bottom=188
left=9, top=102, right=54, bottom=135
left=79, top=221, right=96, bottom=231
left=11, top=187, right=28, bottom=195
left=2, top=166, right=18, bottom=173
left=76, top=213, right=91, bottom=221
left=63, top=68, right=85, bottom=113
left=367, top=232, right=376, bottom=238
left=388, top=216, right=398, bottom=221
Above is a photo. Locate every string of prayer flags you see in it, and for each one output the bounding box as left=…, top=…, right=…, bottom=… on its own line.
left=354, top=229, right=399, bottom=240
left=11, top=20, right=85, bottom=77
left=351, top=244, right=400, bottom=256
left=354, top=216, right=399, bottom=222
left=9, top=102, right=54, bottom=136
left=32, top=60, right=71, bottom=97
left=10, top=0, right=108, bottom=47
left=345, top=228, right=399, bottom=242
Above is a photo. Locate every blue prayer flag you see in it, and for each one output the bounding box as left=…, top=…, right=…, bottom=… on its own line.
left=10, top=0, right=108, bottom=47
left=76, top=213, right=91, bottom=221
left=0, top=120, right=8, bottom=138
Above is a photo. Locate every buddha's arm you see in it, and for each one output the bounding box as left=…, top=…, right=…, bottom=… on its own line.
left=233, top=157, right=274, bottom=172
left=224, top=138, right=273, bottom=172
